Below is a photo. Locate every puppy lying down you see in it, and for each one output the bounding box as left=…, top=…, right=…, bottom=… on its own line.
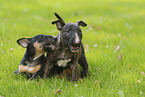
left=15, top=34, right=56, bottom=80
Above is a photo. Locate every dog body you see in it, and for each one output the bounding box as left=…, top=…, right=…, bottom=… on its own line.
left=15, top=34, right=56, bottom=80
left=45, top=13, right=89, bottom=81
left=46, top=39, right=81, bottom=79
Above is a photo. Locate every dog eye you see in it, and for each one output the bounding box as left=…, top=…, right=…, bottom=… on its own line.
left=40, top=36, right=45, bottom=39
left=64, top=31, right=69, bottom=34
left=78, top=29, right=81, bottom=32
left=64, top=29, right=70, bottom=32
left=65, top=29, right=69, bottom=32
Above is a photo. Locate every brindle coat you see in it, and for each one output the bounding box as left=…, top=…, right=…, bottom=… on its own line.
left=45, top=13, right=89, bottom=81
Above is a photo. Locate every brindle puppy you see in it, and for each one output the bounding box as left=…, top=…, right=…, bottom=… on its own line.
left=45, top=13, right=89, bottom=81
left=15, top=34, right=56, bottom=80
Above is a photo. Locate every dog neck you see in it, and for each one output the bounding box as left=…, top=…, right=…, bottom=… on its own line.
left=57, top=32, right=68, bottom=49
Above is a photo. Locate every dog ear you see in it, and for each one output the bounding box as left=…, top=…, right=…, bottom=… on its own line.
left=77, top=21, right=87, bottom=27
left=17, top=38, right=31, bottom=48
left=52, top=20, right=65, bottom=31
left=52, top=13, right=65, bottom=31
left=54, top=12, right=64, bottom=22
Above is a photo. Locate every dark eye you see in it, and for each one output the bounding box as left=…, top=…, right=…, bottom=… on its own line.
left=79, top=29, right=81, bottom=32
left=64, top=30, right=69, bottom=33
left=65, top=29, right=70, bottom=32
left=63, top=31, right=69, bottom=35
left=40, top=36, right=45, bottom=39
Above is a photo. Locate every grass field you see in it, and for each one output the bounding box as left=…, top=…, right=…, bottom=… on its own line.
left=0, top=0, right=145, bottom=96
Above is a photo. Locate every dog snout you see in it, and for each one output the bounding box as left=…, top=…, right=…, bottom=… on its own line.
left=74, top=33, right=80, bottom=44
left=73, top=42, right=80, bottom=47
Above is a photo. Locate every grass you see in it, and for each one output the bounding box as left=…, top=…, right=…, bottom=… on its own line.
left=0, top=0, right=145, bottom=96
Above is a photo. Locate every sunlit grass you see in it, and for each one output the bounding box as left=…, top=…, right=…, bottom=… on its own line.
left=0, top=0, right=145, bottom=96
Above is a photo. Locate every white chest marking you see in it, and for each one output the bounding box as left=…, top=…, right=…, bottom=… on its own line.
left=57, top=59, right=71, bottom=67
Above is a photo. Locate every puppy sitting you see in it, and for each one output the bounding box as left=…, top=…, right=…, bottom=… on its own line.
left=15, top=34, right=56, bottom=80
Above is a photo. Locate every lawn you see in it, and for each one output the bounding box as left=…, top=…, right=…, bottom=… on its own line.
left=0, top=0, right=145, bottom=96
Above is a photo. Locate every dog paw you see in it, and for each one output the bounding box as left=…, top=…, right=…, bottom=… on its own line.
left=14, top=70, right=19, bottom=74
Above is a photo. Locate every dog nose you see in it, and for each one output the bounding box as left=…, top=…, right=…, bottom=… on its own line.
left=75, top=41, right=79, bottom=44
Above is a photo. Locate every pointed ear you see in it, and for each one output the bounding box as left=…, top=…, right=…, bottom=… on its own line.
left=52, top=20, right=65, bottom=31
left=77, top=21, right=87, bottom=27
left=17, top=38, right=31, bottom=48
left=54, top=12, right=64, bottom=22
left=52, top=12, right=65, bottom=31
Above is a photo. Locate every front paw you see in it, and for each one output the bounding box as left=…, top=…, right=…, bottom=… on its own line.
left=81, top=71, right=89, bottom=78
left=71, top=76, right=79, bottom=82
left=14, top=70, right=19, bottom=74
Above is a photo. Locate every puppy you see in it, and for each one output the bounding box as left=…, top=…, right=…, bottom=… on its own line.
left=45, top=13, right=89, bottom=81
left=15, top=34, right=56, bottom=80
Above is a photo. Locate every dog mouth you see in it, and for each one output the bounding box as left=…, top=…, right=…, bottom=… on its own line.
left=71, top=45, right=80, bottom=52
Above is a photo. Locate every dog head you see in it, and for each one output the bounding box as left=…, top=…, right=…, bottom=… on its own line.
left=17, top=34, right=56, bottom=56
left=52, top=13, right=87, bottom=52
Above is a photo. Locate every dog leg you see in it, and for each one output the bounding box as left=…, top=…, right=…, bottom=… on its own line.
left=44, top=61, right=52, bottom=78
left=61, top=68, right=71, bottom=80
left=28, top=73, right=36, bottom=81
left=71, top=62, right=79, bottom=82
left=44, top=53, right=54, bottom=78
left=79, top=45, right=89, bottom=78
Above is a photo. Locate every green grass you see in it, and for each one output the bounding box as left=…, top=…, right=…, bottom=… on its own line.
left=0, top=0, right=145, bottom=96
